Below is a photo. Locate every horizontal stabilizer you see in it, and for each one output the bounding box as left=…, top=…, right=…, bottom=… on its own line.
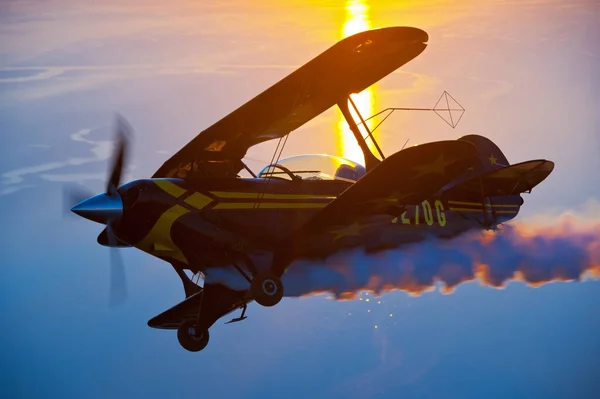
left=482, top=160, right=554, bottom=196
left=444, top=160, right=554, bottom=198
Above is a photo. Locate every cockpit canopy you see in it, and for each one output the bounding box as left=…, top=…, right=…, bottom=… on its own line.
left=258, top=154, right=366, bottom=182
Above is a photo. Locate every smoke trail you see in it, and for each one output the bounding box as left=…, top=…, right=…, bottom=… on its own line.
left=210, top=203, right=600, bottom=298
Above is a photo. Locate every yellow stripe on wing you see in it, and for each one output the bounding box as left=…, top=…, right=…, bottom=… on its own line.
left=449, top=207, right=484, bottom=213
left=211, top=191, right=336, bottom=200
left=449, top=207, right=518, bottom=214
left=214, top=202, right=327, bottom=210
left=448, top=200, right=481, bottom=207
left=448, top=200, right=519, bottom=208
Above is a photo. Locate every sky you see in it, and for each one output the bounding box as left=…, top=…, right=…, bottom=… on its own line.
left=1, top=0, right=599, bottom=398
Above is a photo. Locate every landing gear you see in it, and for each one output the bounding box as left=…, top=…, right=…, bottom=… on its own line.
left=177, top=319, right=210, bottom=352
left=228, top=253, right=285, bottom=307
left=250, top=272, right=284, bottom=307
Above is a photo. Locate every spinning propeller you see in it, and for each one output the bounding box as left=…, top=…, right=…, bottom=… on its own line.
left=64, top=115, right=133, bottom=306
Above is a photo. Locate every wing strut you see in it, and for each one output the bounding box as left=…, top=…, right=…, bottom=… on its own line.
left=348, top=96, right=386, bottom=161
left=337, top=97, right=382, bottom=171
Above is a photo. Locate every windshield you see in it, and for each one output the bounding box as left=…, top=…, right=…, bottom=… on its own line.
left=258, top=154, right=366, bottom=182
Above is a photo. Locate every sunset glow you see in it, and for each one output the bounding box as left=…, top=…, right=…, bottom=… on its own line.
left=338, top=0, right=377, bottom=165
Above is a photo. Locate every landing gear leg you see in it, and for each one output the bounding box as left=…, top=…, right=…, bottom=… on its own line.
left=171, top=263, right=201, bottom=298
left=228, top=252, right=256, bottom=283
left=176, top=278, right=211, bottom=352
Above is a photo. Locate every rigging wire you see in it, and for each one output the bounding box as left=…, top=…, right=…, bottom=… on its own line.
left=254, top=134, right=290, bottom=209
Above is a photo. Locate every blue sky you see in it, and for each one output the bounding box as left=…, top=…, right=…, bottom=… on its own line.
left=1, top=1, right=599, bottom=398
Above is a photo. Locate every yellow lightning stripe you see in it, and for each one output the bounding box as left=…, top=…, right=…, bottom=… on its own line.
left=154, top=180, right=187, bottom=198
left=211, top=191, right=336, bottom=200
left=136, top=205, right=190, bottom=265
left=184, top=192, right=213, bottom=210
left=214, top=202, right=327, bottom=210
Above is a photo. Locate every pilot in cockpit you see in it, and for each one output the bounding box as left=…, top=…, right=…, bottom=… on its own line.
left=334, top=163, right=366, bottom=183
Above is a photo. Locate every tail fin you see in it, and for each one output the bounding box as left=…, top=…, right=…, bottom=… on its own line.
left=458, top=134, right=509, bottom=172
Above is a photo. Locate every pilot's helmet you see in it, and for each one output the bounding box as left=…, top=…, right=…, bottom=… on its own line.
left=334, top=164, right=365, bottom=182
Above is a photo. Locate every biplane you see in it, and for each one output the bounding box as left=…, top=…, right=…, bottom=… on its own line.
left=67, top=27, right=554, bottom=352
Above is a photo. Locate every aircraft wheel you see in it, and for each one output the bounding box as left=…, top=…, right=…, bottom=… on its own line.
left=250, top=272, right=283, bottom=307
left=177, top=320, right=210, bottom=352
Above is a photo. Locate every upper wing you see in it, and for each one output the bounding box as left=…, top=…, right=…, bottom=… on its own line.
left=153, top=26, right=429, bottom=178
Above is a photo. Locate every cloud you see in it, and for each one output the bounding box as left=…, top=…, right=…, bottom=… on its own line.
left=467, top=76, right=514, bottom=101
left=39, top=173, right=105, bottom=183
left=2, top=161, right=69, bottom=185
left=0, top=67, right=67, bottom=83
left=0, top=64, right=287, bottom=102
left=0, top=127, right=112, bottom=192
left=209, top=204, right=600, bottom=298
left=0, top=184, right=34, bottom=197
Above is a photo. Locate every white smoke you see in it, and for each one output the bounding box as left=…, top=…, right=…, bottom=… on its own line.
left=209, top=200, right=600, bottom=298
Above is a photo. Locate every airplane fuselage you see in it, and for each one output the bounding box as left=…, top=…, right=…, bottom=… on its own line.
left=112, top=176, right=523, bottom=275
